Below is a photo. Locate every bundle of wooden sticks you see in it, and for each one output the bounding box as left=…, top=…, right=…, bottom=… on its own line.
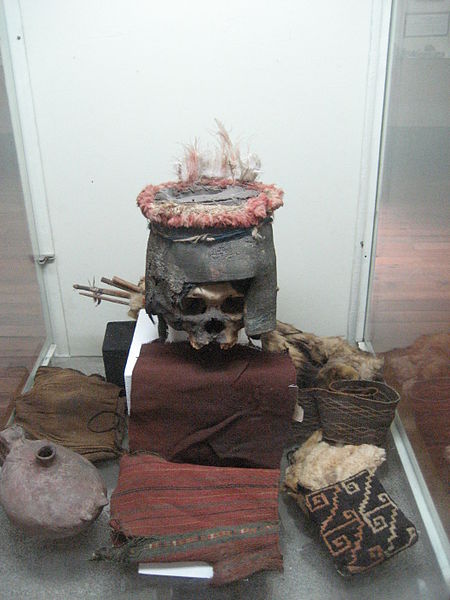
left=73, top=276, right=145, bottom=318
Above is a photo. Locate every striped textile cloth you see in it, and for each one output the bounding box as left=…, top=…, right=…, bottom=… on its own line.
left=96, top=454, right=283, bottom=585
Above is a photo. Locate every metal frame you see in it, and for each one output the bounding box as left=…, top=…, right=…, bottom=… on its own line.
left=0, top=0, right=69, bottom=356
left=391, top=415, right=450, bottom=588
left=347, top=0, right=393, bottom=344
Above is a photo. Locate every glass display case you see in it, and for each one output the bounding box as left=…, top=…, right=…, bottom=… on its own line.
left=364, top=0, right=450, bottom=569
left=0, top=49, right=49, bottom=427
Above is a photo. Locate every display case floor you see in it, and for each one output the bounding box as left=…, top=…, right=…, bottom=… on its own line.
left=0, top=356, right=447, bottom=600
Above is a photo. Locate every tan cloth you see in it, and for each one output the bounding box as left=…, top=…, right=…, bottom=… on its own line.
left=15, top=367, right=125, bottom=461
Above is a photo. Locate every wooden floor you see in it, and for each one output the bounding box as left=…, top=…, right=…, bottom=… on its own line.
left=0, top=92, right=46, bottom=426
left=369, top=196, right=450, bottom=352
left=369, top=163, right=450, bottom=531
left=0, top=213, right=45, bottom=424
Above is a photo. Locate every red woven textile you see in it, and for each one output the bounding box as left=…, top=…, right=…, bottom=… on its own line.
left=129, top=342, right=296, bottom=468
left=103, top=454, right=283, bottom=585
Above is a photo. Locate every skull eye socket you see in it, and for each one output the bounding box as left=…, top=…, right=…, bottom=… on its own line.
left=180, top=297, right=207, bottom=315
left=221, top=296, right=245, bottom=314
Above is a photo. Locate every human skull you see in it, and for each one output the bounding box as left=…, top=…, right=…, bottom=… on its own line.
left=144, top=215, right=278, bottom=343
left=178, top=281, right=245, bottom=350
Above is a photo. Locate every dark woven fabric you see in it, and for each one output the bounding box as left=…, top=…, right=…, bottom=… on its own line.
left=304, top=470, right=418, bottom=576
left=15, top=367, right=126, bottom=461
left=95, top=454, right=283, bottom=585
left=129, top=342, right=297, bottom=468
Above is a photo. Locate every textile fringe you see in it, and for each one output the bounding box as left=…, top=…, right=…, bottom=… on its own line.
left=92, top=537, right=156, bottom=564
left=92, top=521, right=280, bottom=564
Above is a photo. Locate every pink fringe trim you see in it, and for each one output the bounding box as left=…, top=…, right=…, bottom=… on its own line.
left=137, top=178, right=284, bottom=229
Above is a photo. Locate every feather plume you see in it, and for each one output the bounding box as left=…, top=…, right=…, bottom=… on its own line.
left=174, top=121, right=261, bottom=183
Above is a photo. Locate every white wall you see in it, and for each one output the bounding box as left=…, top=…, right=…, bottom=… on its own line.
left=9, top=0, right=386, bottom=355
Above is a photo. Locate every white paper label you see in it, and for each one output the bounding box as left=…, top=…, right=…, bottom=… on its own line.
left=292, top=403, right=304, bottom=423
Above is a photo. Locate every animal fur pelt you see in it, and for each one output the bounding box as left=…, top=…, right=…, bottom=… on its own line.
left=284, top=430, right=386, bottom=493
left=137, top=178, right=283, bottom=229
left=261, top=321, right=384, bottom=388
left=383, top=332, right=450, bottom=397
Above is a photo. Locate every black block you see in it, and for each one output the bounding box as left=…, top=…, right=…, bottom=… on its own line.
left=102, top=321, right=137, bottom=388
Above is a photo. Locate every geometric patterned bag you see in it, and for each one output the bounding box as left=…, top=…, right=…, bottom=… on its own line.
left=304, top=470, right=418, bottom=576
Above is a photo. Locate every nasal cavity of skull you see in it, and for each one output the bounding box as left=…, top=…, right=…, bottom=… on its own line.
left=205, top=319, right=226, bottom=334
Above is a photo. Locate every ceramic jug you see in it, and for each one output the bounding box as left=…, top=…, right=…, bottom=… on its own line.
left=0, top=425, right=108, bottom=538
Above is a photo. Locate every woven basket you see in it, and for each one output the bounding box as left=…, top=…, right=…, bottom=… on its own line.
left=315, top=380, right=400, bottom=446
left=298, top=388, right=321, bottom=429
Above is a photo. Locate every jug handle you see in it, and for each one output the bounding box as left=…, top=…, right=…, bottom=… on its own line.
left=0, top=425, right=26, bottom=465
